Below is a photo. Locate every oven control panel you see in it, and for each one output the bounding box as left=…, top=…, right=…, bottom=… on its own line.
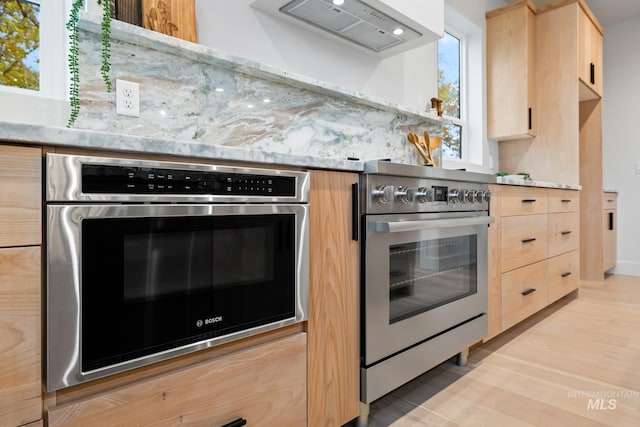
left=81, top=164, right=297, bottom=197
left=364, top=177, right=491, bottom=214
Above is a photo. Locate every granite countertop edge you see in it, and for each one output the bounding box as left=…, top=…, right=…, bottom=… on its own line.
left=495, top=176, right=582, bottom=190
left=0, top=121, right=364, bottom=172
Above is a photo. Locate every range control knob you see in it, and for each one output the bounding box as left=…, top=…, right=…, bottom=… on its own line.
left=483, top=190, right=492, bottom=203
left=395, top=186, right=415, bottom=204
left=372, top=185, right=394, bottom=204
left=467, top=190, right=478, bottom=203
left=448, top=189, right=461, bottom=204
left=459, top=189, right=470, bottom=204
left=415, top=187, right=434, bottom=203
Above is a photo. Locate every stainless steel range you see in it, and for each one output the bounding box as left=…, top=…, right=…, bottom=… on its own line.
left=359, top=161, right=495, bottom=424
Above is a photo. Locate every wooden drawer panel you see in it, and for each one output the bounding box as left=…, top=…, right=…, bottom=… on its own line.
left=548, top=251, right=580, bottom=303
left=0, top=145, right=42, bottom=247
left=0, top=247, right=42, bottom=427
left=602, top=192, right=617, bottom=210
left=548, top=189, right=579, bottom=213
left=502, top=260, right=548, bottom=331
left=548, top=212, right=580, bottom=257
left=500, top=186, right=548, bottom=216
left=501, top=214, right=548, bottom=272
left=48, top=333, right=307, bottom=427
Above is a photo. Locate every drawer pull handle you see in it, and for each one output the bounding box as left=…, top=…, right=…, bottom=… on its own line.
left=607, top=199, right=615, bottom=202
left=521, top=238, right=537, bottom=243
left=521, top=199, right=536, bottom=203
left=561, top=272, right=572, bottom=278
left=561, top=199, right=572, bottom=203
left=561, top=230, right=572, bottom=235
left=522, top=288, right=536, bottom=296
left=222, top=418, right=247, bottom=427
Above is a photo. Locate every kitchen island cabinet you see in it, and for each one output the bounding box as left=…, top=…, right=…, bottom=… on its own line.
left=308, top=170, right=360, bottom=427
left=0, top=144, right=42, bottom=427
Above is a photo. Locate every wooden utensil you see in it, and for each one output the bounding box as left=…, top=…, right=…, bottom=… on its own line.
left=407, top=133, right=432, bottom=165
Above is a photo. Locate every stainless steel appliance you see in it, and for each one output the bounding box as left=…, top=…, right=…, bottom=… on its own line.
left=45, top=153, right=310, bottom=391
left=359, top=161, right=495, bottom=423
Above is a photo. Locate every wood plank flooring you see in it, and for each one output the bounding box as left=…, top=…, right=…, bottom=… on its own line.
left=364, top=274, right=640, bottom=426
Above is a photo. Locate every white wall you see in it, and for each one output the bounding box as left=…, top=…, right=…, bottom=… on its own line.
left=195, top=0, right=438, bottom=112
left=602, top=15, right=640, bottom=276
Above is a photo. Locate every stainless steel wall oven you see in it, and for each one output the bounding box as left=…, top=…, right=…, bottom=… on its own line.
left=45, top=154, right=309, bottom=391
left=359, top=161, right=494, bottom=424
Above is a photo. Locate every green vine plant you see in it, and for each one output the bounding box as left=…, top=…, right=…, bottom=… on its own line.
left=67, top=0, right=113, bottom=127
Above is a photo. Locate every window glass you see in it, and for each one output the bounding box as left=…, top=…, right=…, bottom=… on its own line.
left=438, top=32, right=462, bottom=159
left=0, top=0, right=41, bottom=91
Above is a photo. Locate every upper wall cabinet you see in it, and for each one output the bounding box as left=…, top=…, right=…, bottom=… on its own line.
left=578, top=6, right=603, bottom=99
left=251, top=0, right=443, bottom=58
left=486, top=0, right=537, bottom=141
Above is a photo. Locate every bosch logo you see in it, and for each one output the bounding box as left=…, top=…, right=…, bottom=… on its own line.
left=196, top=316, right=223, bottom=328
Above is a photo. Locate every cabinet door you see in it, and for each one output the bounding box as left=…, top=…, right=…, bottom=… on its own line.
left=0, top=145, right=42, bottom=247
left=578, top=7, right=603, bottom=98
left=308, top=170, right=359, bottom=426
left=502, top=260, right=548, bottom=331
left=47, top=333, right=307, bottom=426
left=0, top=247, right=41, bottom=427
left=487, top=2, right=536, bottom=140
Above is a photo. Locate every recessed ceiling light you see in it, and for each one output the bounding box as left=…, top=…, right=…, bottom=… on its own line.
left=248, top=104, right=254, bottom=109
left=333, top=0, right=344, bottom=6
left=263, top=98, right=271, bottom=103
left=393, top=28, right=404, bottom=36
left=215, top=87, right=224, bottom=92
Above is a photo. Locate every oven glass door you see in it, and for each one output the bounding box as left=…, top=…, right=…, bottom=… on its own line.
left=364, top=212, right=491, bottom=365
left=46, top=204, right=308, bottom=390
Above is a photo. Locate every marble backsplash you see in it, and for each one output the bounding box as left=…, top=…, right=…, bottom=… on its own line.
left=74, top=14, right=441, bottom=165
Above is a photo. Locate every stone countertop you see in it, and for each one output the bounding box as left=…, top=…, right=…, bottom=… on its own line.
left=495, top=176, right=582, bottom=190
left=0, top=121, right=364, bottom=172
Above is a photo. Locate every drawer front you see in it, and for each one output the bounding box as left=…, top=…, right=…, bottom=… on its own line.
left=502, top=214, right=548, bottom=272
left=548, top=212, right=580, bottom=257
left=602, top=192, right=617, bottom=210
left=548, top=251, right=579, bottom=303
left=501, top=186, right=548, bottom=216
left=548, top=189, right=579, bottom=213
left=502, top=260, right=548, bottom=331
left=47, top=333, right=308, bottom=427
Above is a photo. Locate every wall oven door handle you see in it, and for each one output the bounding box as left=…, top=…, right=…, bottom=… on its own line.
left=371, top=216, right=495, bottom=233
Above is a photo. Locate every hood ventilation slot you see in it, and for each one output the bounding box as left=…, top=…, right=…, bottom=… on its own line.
left=279, top=0, right=422, bottom=52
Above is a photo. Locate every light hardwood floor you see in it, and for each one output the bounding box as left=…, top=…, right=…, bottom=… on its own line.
left=365, top=274, right=640, bottom=426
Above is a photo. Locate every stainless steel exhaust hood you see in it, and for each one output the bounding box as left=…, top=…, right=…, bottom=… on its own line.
left=251, top=0, right=443, bottom=57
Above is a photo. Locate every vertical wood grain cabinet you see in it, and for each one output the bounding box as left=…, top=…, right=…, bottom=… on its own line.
left=0, top=144, right=42, bottom=427
left=487, top=185, right=580, bottom=340
left=486, top=0, right=537, bottom=140
left=308, top=170, right=360, bottom=427
left=578, top=6, right=603, bottom=99
left=602, top=192, right=617, bottom=273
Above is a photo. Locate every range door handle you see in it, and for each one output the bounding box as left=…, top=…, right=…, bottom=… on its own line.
left=371, top=216, right=495, bottom=233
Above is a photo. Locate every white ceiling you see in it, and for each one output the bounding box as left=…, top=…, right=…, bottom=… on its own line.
left=530, top=0, right=640, bottom=27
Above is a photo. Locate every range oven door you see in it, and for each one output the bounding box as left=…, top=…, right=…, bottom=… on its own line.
left=363, top=211, right=492, bottom=366
left=46, top=203, right=308, bottom=391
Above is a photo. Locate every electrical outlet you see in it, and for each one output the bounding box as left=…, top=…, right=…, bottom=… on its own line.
left=636, top=161, right=640, bottom=174
left=116, top=79, right=140, bottom=117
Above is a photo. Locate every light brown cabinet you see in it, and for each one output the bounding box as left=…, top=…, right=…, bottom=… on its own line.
left=308, top=170, right=360, bottom=427
left=47, top=333, right=308, bottom=426
left=603, top=192, right=617, bottom=272
left=487, top=185, right=580, bottom=340
left=578, top=6, right=604, bottom=99
left=0, top=144, right=42, bottom=427
left=486, top=0, right=537, bottom=140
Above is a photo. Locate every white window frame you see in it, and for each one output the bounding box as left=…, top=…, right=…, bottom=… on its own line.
left=0, top=0, right=69, bottom=101
left=438, top=27, right=468, bottom=162
left=439, top=5, right=487, bottom=172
